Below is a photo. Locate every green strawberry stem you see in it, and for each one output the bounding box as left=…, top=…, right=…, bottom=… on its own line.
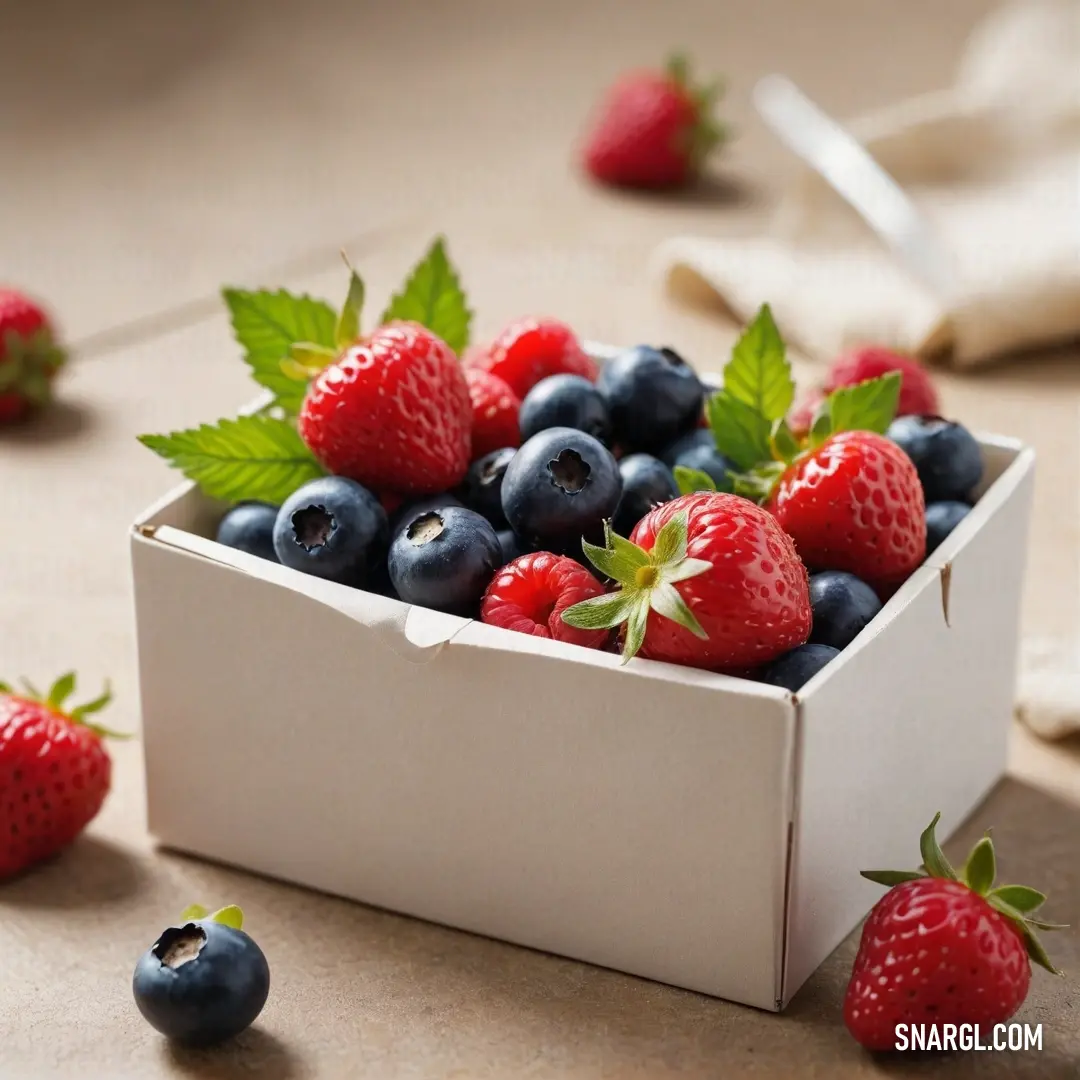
left=0, top=672, right=128, bottom=740
left=861, top=812, right=1065, bottom=975
left=664, top=53, right=728, bottom=170
left=180, top=904, right=245, bottom=929
left=561, top=512, right=713, bottom=664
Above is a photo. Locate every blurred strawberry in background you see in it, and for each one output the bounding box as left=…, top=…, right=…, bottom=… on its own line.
left=581, top=54, right=727, bottom=190
left=0, top=288, right=66, bottom=424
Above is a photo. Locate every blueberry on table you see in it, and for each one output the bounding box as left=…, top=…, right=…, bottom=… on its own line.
left=133, top=904, right=269, bottom=1046
left=808, top=571, right=882, bottom=650
left=388, top=506, right=502, bottom=615
left=519, top=374, right=611, bottom=444
left=273, top=476, right=387, bottom=586
left=886, top=416, right=984, bottom=502
left=215, top=502, right=279, bottom=562
left=762, top=644, right=840, bottom=692
left=925, top=500, right=972, bottom=555
left=659, top=429, right=735, bottom=492
left=500, top=427, right=622, bottom=554
left=597, top=345, right=704, bottom=452
left=389, top=491, right=464, bottom=537
left=612, top=453, right=678, bottom=537
left=460, top=447, right=516, bottom=529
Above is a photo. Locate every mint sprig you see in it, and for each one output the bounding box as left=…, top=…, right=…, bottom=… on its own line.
left=561, top=513, right=712, bottom=663
left=860, top=812, right=1065, bottom=975
left=222, top=289, right=338, bottom=414
left=706, top=304, right=794, bottom=471
left=380, top=236, right=472, bottom=354
left=138, top=415, right=325, bottom=504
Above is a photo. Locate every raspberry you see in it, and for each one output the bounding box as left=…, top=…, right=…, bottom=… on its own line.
left=472, top=317, right=598, bottom=398
left=481, top=551, right=611, bottom=649
left=464, top=368, right=521, bottom=460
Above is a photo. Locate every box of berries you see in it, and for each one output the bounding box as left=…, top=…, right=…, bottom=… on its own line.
left=130, top=240, right=1034, bottom=1011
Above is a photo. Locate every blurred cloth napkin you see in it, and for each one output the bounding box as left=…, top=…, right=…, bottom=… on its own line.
left=654, top=0, right=1080, bottom=368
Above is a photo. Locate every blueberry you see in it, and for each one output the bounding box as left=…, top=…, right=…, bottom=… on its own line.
left=215, top=502, right=279, bottom=562
left=762, top=644, right=841, bottom=692
left=273, top=477, right=387, bottom=586
left=808, top=571, right=882, bottom=650
left=597, top=346, right=704, bottom=452
left=660, top=429, right=735, bottom=492
left=887, top=415, right=984, bottom=502
left=389, top=492, right=463, bottom=538
left=388, top=506, right=502, bottom=615
left=925, top=500, right=972, bottom=555
left=460, top=448, right=516, bottom=529
left=496, top=529, right=531, bottom=565
left=519, top=375, right=611, bottom=444
left=500, top=427, right=622, bottom=554
left=133, top=917, right=270, bottom=1046
left=612, top=453, right=678, bottom=537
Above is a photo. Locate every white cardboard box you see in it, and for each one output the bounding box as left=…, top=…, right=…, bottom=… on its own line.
left=130, top=415, right=1034, bottom=1012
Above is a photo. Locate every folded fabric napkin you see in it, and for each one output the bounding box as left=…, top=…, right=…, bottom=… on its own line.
left=655, top=0, right=1080, bottom=368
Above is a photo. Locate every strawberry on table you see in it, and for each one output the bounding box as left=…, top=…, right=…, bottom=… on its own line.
left=845, top=813, right=1062, bottom=1051
left=0, top=674, right=123, bottom=880
left=582, top=54, right=727, bottom=190
left=0, top=288, right=67, bottom=424
left=826, top=345, right=940, bottom=419
left=562, top=495, right=811, bottom=671
left=470, top=317, right=598, bottom=399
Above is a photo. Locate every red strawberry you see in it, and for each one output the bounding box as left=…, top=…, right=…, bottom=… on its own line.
left=0, top=288, right=66, bottom=423
left=582, top=55, right=726, bottom=190
left=845, top=813, right=1061, bottom=1051
left=464, top=368, right=521, bottom=460
left=471, top=317, right=598, bottom=399
left=767, top=431, right=925, bottom=595
left=0, top=674, right=120, bottom=880
left=481, top=551, right=610, bottom=650
left=563, top=493, right=811, bottom=671
left=825, top=346, right=940, bottom=418
left=299, top=322, right=472, bottom=495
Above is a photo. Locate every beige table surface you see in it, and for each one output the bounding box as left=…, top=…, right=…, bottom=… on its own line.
left=3, top=0, right=1080, bottom=1076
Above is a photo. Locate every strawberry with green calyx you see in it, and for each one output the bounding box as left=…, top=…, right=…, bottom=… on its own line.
left=681, top=305, right=925, bottom=594
left=845, top=813, right=1064, bottom=1051
left=138, top=237, right=474, bottom=504
left=562, top=493, right=811, bottom=670
left=0, top=289, right=67, bottom=424
left=0, top=673, right=126, bottom=880
left=582, top=54, right=728, bottom=190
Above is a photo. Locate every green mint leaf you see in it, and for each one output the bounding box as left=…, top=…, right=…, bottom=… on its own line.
left=208, top=905, right=244, bottom=930
left=990, top=885, right=1047, bottom=913
left=622, top=595, right=650, bottom=664
left=673, top=465, right=717, bottom=495
left=379, top=236, right=472, bottom=354
left=222, top=288, right=338, bottom=413
left=860, top=870, right=927, bottom=887
left=651, top=581, right=707, bottom=639
left=650, top=512, right=689, bottom=566
left=808, top=402, right=833, bottom=448
left=561, top=589, right=642, bottom=631
left=46, top=672, right=77, bottom=709
left=180, top=904, right=209, bottom=922
left=919, top=812, right=959, bottom=881
left=723, top=304, right=794, bottom=422
left=139, top=415, right=325, bottom=504
left=771, top=418, right=800, bottom=464
left=962, top=836, right=996, bottom=894
left=827, top=372, right=901, bottom=436
left=707, top=390, right=773, bottom=471
left=336, top=269, right=365, bottom=348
